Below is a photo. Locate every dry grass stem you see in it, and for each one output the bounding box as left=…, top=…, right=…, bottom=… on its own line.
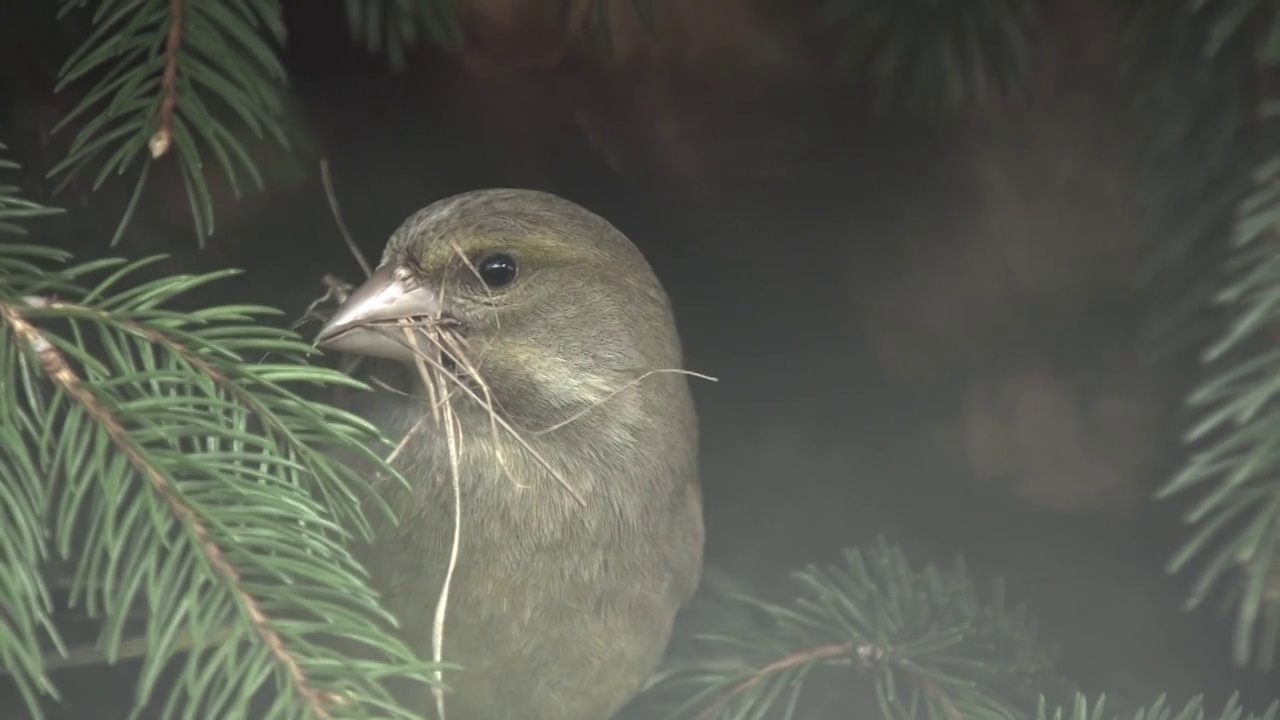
left=399, top=322, right=463, bottom=720
left=431, top=325, right=510, bottom=482
left=531, top=368, right=718, bottom=435
left=383, top=413, right=427, bottom=467
left=351, top=311, right=586, bottom=506
left=291, top=275, right=354, bottom=334
left=320, top=159, right=372, bottom=279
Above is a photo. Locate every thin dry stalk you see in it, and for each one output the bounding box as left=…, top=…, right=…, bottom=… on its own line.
left=308, top=164, right=467, bottom=714
left=431, top=328, right=512, bottom=483
left=375, top=314, right=570, bottom=720
left=531, top=368, right=719, bottom=435
left=319, top=159, right=372, bottom=279
left=382, top=314, right=721, bottom=505
left=411, top=325, right=586, bottom=506
left=399, top=322, right=463, bottom=720
left=383, top=413, right=427, bottom=467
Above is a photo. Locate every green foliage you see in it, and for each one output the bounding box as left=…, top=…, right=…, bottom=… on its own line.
left=1117, top=0, right=1259, bottom=490
left=642, top=542, right=1279, bottom=720
left=0, top=153, right=437, bottom=719
left=341, top=0, right=655, bottom=69
left=649, top=541, right=1070, bottom=720
left=343, top=0, right=464, bottom=70
left=50, top=0, right=292, bottom=247
left=816, top=0, right=1043, bottom=113
left=1038, top=694, right=1278, bottom=720
left=1143, top=0, right=1280, bottom=673
left=0, top=143, right=65, bottom=235
left=0, top=147, right=68, bottom=720
left=42, top=0, right=645, bottom=250
left=9, top=0, right=1280, bottom=716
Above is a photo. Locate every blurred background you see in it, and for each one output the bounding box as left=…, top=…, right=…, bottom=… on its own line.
left=0, top=0, right=1273, bottom=716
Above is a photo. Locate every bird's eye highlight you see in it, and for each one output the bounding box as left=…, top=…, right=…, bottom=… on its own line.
left=477, top=252, right=518, bottom=288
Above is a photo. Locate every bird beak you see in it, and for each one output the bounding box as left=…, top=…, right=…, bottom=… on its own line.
left=314, top=263, right=443, bottom=363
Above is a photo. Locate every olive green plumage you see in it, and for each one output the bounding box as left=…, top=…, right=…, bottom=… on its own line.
left=321, top=189, right=704, bottom=720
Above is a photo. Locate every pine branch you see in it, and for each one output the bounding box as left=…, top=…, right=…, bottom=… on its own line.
left=0, top=145, right=69, bottom=720
left=815, top=0, right=1043, bottom=113
left=1152, top=0, right=1280, bottom=673
left=344, top=0, right=464, bottom=70
left=1038, top=693, right=1278, bottom=720
left=648, top=540, right=1070, bottom=720
left=340, top=0, right=654, bottom=68
left=643, top=541, right=1280, bottom=720
left=0, top=158, right=68, bottom=720
left=48, top=0, right=291, bottom=247
left=0, top=143, right=65, bottom=236
left=1121, top=0, right=1260, bottom=366
left=0, top=180, right=439, bottom=717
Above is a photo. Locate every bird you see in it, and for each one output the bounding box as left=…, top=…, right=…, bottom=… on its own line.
left=314, top=188, right=705, bottom=720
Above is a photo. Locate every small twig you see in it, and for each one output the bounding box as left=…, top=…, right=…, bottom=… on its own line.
left=890, top=658, right=964, bottom=720
left=291, top=275, right=355, bottom=333
left=859, top=645, right=964, bottom=720
left=320, top=159, right=373, bottom=279
left=697, top=643, right=851, bottom=720
left=304, top=160, right=372, bottom=376
left=383, top=413, right=427, bottom=467
left=149, top=0, right=185, bottom=159
left=695, top=641, right=965, bottom=720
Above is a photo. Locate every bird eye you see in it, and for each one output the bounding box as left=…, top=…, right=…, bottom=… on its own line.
left=477, top=252, right=518, bottom=288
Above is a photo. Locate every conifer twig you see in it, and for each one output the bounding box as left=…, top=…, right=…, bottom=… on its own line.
left=148, top=0, right=185, bottom=159
left=1, top=294, right=335, bottom=718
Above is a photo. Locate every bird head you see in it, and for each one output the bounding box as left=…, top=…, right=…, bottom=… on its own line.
left=314, top=189, right=689, bottom=435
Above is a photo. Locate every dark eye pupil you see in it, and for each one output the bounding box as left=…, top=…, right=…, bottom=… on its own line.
left=478, top=253, right=517, bottom=287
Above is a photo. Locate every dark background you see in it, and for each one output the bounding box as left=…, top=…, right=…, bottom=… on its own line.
left=0, top=0, right=1274, bottom=717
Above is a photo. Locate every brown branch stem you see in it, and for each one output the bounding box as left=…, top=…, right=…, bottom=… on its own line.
left=894, top=659, right=965, bottom=720
left=320, top=159, right=373, bottom=278
left=149, top=0, right=185, bottom=159
left=697, top=640, right=969, bottom=720
left=697, top=643, right=851, bottom=720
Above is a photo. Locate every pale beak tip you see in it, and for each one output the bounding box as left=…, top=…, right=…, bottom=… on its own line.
left=309, top=263, right=445, bottom=363
left=312, top=320, right=346, bottom=350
